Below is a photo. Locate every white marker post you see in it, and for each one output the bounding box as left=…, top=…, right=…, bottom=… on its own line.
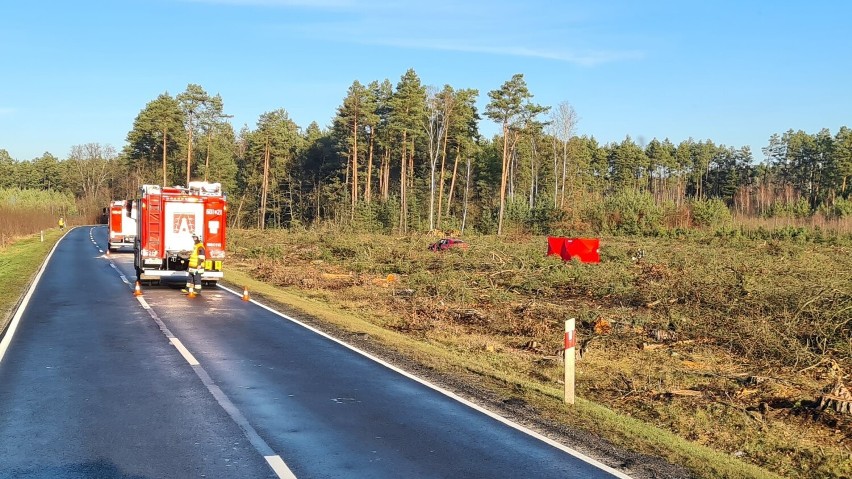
left=564, top=318, right=576, bottom=405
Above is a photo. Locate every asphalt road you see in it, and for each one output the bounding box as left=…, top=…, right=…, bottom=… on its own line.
left=0, top=227, right=629, bottom=479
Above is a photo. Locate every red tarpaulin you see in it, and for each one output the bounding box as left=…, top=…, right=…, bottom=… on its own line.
left=547, top=236, right=566, bottom=257
left=546, top=237, right=600, bottom=263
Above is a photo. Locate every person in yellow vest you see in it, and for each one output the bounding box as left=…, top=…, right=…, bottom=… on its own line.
left=182, top=234, right=206, bottom=295
left=58, top=216, right=66, bottom=229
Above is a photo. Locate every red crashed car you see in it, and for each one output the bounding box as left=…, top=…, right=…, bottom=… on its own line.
left=428, top=238, right=468, bottom=252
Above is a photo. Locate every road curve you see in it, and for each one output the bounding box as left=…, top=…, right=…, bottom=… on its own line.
left=0, top=226, right=630, bottom=479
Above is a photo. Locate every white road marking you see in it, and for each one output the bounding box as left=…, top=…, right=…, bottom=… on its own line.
left=169, top=338, right=200, bottom=366
left=89, top=228, right=296, bottom=478
left=93, top=233, right=298, bottom=479
left=92, top=226, right=288, bottom=474
left=218, top=284, right=633, bottom=479
left=0, top=231, right=64, bottom=363
left=265, top=455, right=297, bottom=479
left=6, top=226, right=621, bottom=479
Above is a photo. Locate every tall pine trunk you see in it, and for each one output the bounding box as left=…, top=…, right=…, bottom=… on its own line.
left=446, top=143, right=461, bottom=220
left=351, top=112, right=358, bottom=221
left=498, top=123, right=509, bottom=235
left=260, top=137, right=270, bottom=229
left=186, top=117, right=193, bottom=185
left=462, top=153, right=472, bottom=233
left=435, top=124, right=450, bottom=230
left=161, top=127, right=168, bottom=186
left=366, top=129, right=374, bottom=204
left=399, top=131, right=408, bottom=232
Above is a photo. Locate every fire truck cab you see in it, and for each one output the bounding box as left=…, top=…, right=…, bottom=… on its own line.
left=108, top=200, right=137, bottom=252
left=134, top=181, right=227, bottom=285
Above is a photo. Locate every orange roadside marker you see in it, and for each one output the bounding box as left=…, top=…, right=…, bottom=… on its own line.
left=242, top=286, right=250, bottom=301
left=133, top=281, right=143, bottom=297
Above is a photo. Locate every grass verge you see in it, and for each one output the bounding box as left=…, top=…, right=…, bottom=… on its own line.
left=0, top=229, right=64, bottom=335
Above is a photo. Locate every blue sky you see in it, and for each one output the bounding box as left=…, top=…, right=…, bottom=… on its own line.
left=1, top=0, right=850, bottom=162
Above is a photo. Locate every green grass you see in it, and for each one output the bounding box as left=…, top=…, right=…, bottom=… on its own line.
left=0, top=229, right=64, bottom=333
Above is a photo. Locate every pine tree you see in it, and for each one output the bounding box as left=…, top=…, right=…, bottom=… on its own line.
left=485, top=74, right=534, bottom=235
left=389, top=69, right=426, bottom=232
left=124, top=93, right=184, bottom=186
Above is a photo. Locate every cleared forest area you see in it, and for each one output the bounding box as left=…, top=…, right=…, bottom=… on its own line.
left=229, top=228, right=852, bottom=479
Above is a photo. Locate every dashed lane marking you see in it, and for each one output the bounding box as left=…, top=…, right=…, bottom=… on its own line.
left=266, top=455, right=297, bottom=479
left=169, top=338, right=200, bottom=366
left=89, top=226, right=296, bottom=479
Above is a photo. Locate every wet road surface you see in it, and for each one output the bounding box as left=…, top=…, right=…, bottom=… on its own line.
left=0, top=227, right=629, bottom=478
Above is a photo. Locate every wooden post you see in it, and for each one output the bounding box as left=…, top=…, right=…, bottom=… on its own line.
left=564, top=318, right=576, bottom=405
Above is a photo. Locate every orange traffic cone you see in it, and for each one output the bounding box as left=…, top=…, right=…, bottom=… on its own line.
left=242, top=286, right=250, bottom=301
left=133, top=281, right=143, bottom=297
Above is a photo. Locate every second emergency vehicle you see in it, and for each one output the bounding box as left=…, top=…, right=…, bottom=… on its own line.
left=108, top=200, right=137, bottom=251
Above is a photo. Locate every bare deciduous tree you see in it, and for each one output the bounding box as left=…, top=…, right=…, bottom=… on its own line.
left=68, top=143, right=117, bottom=213
left=549, top=101, right=578, bottom=208
left=424, top=86, right=452, bottom=231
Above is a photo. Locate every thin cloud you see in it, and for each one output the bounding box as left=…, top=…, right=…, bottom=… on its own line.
left=181, top=0, right=356, bottom=7
left=283, top=19, right=644, bottom=66
left=182, top=0, right=645, bottom=66
left=358, top=37, right=645, bottom=66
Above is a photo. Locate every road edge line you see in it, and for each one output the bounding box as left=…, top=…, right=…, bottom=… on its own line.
left=0, top=229, right=67, bottom=364
left=218, top=284, right=632, bottom=479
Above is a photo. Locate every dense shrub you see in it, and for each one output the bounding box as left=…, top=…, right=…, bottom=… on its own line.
left=821, top=197, right=852, bottom=219
left=763, top=197, right=812, bottom=219
left=689, top=198, right=732, bottom=227
left=0, top=188, right=77, bottom=244
left=580, top=190, right=663, bottom=235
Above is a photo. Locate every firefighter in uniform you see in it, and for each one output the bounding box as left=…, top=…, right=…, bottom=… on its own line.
left=183, top=234, right=206, bottom=294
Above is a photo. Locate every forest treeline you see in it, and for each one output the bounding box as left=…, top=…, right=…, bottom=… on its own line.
left=2, top=70, right=851, bottom=235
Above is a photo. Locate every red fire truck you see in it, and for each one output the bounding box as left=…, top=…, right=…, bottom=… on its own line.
left=108, top=200, right=137, bottom=252
left=134, top=181, right=227, bottom=285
